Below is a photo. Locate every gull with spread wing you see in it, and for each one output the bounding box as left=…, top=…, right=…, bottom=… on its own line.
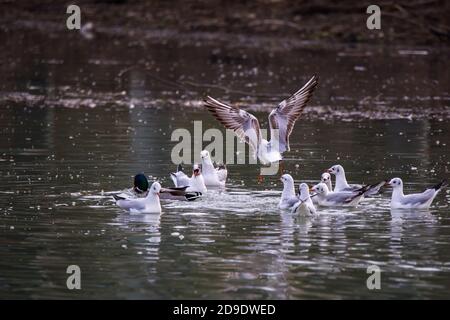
left=203, top=75, right=318, bottom=164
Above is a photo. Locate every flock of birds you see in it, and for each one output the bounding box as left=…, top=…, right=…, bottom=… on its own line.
left=112, top=75, right=448, bottom=214
left=113, top=156, right=448, bottom=214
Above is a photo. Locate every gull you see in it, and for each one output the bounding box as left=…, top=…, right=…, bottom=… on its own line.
left=387, top=177, right=448, bottom=209
left=170, top=163, right=207, bottom=193
left=327, top=164, right=384, bottom=196
left=278, top=174, right=298, bottom=209
left=292, top=183, right=317, bottom=215
left=311, top=182, right=369, bottom=207
left=321, top=172, right=333, bottom=192
left=312, top=172, right=333, bottom=205
left=113, top=182, right=163, bottom=214
left=203, top=75, right=318, bottom=164
left=200, top=150, right=227, bottom=187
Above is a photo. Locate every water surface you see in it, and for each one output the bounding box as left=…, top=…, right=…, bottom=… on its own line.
left=1, top=30, right=450, bottom=299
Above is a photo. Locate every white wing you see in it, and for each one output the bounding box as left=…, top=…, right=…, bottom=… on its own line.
left=117, top=198, right=146, bottom=211
left=401, top=189, right=436, bottom=206
left=268, top=75, right=318, bottom=153
left=216, top=168, right=227, bottom=182
left=326, top=191, right=363, bottom=204
left=204, top=96, right=262, bottom=156
left=170, top=171, right=190, bottom=187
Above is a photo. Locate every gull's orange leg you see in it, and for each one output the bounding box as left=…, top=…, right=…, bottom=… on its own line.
left=279, top=160, right=285, bottom=176
left=257, top=174, right=264, bottom=184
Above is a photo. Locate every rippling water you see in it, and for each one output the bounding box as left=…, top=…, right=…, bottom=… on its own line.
left=1, top=29, right=450, bottom=299
left=1, top=105, right=449, bottom=299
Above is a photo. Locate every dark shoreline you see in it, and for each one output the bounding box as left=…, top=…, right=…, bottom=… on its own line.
left=1, top=0, right=449, bottom=46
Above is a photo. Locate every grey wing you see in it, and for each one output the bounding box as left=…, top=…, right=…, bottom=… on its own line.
left=341, top=185, right=362, bottom=192
left=216, top=167, right=228, bottom=182
left=291, top=200, right=302, bottom=213
left=268, top=75, right=318, bottom=153
left=327, top=191, right=359, bottom=204
left=286, top=196, right=301, bottom=207
left=363, top=181, right=386, bottom=196
left=401, top=189, right=436, bottom=206
left=204, top=96, right=262, bottom=155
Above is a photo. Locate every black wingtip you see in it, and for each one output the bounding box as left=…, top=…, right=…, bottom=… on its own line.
left=177, top=163, right=184, bottom=172
left=112, top=194, right=125, bottom=201
left=356, top=184, right=370, bottom=194
left=217, top=163, right=227, bottom=170
left=431, top=179, right=448, bottom=191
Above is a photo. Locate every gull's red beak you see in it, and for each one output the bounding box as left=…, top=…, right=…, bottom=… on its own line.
left=326, top=168, right=332, bottom=173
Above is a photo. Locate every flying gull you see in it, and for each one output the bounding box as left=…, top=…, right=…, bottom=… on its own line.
left=203, top=75, right=318, bottom=164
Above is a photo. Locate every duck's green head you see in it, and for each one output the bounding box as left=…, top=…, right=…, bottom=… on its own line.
left=133, top=173, right=149, bottom=194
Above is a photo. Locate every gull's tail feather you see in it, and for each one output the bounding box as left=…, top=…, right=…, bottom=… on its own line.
left=345, top=185, right=370, bottom=203
left=112, top=194, right=126, bottom=201
left=355, top=184, right=371, bottom=194
left=264, top=152, right=282, bottom=163
left=430, top=179, right=448, bottom=191
left=364, top=180, right=387, bottom=196
left=177, top=163, right=184, bottom=172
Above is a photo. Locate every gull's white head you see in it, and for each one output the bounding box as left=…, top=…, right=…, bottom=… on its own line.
left=327, top=164, right=344, bottom=176
left=150, top=182, right=162, bottom=196
left=321, top=172, right=331, bottom=183
left=192, top=164, right=201, bottom=177
left=387, top=178, right=403, bottom=189
left=299, top=183, right=310, bottom=198
left=200, top=150, right=210, bottom=160
left=280, top=174, right=294, bottom=186
left=311, top=182, right=329, bottom=195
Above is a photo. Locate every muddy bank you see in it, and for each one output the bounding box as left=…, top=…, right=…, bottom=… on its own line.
left=1, top=0, right=450, bottom=46
left=0, top=1, right=449, bottom=120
